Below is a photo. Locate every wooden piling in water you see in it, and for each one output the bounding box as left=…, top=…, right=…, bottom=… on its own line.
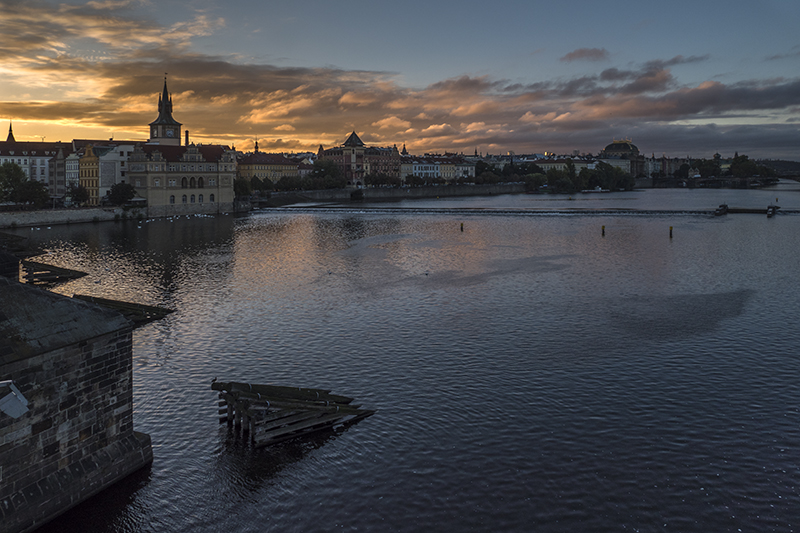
left=211, top=380, right=374, bottom=448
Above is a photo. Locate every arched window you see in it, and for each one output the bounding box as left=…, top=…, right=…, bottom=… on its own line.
left=190, top=194, right=195, bottom=203
left=169, top=195, right=175, bottom=204
left=198, top=177, right=204, bottom=188
left=181, top=177, right=188, bottom=188
left=210, top=194, right=215, bottom=202
left=190, top=177, right=196, bottom=188
left=182, top=194, right=187, bottom=204
left=198, top=194, right=204, bottom=203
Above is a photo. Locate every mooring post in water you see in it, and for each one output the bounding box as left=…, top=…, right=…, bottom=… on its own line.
left=602, top=225, right=605, bottom=237
left=227, top=402, right=234, bottom=423
left=242, top=412, right=249, bottom=432
left=461, top=222, right=464, bottom=232
left=670, top=226, right=673, bottom=239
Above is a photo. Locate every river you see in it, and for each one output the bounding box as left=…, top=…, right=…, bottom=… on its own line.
left=12, top=183, right=800, bottom=532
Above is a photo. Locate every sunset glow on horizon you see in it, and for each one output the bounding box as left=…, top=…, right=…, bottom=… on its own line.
left=2, top=0, right=799, bottom=158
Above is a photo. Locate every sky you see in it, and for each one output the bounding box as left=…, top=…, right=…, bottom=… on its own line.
left=1, top=0, right=800, bottom=159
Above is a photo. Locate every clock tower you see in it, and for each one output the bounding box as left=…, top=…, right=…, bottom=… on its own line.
left=148, top=77, right=182, bottom=146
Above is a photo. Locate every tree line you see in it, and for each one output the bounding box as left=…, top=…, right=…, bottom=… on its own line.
left=671, top=154, right=776, bottom=180
left=0, top=162, right=50, bottom=208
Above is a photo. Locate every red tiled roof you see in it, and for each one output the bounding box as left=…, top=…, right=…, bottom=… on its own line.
left=238, top=152, right=296, bottom=165
left=139, top=144, right=232, bottom=162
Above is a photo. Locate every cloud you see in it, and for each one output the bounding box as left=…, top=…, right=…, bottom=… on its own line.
left=560, top=48, right=610, bottom=62
left=0, top=4, right=798, bottom=158
left=420, top=124, right=458, bottom=137
left=372, top=116, right=411, bottom=130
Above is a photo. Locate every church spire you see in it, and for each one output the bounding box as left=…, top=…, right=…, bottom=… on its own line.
left=6, top=121, right=15, bottom=143
left=149, top=76, right=182, bottom=145
left=153, top=76, right=179, bottom=125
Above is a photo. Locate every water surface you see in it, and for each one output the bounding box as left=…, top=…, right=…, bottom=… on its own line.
left=14, top=185, right=800, bottom=532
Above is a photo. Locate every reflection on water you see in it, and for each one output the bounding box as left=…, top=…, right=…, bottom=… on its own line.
left=10, top=187, right=800, bottom=532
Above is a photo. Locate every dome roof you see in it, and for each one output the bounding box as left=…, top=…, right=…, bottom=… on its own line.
left=603, top=139, right=639, bottom=154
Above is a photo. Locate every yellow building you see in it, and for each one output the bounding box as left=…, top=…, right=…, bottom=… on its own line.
left=79, top=145, right=99, bottom=205
left=237, top=147, right=298, bottom=183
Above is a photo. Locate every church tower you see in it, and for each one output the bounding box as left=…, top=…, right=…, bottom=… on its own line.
left=148, top=77, right=182, bottom=146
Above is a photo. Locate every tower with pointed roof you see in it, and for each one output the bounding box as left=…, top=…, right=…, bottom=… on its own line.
left=6, top=121, right=15, bottom=143
left=148, top=77, right=182, bottom=146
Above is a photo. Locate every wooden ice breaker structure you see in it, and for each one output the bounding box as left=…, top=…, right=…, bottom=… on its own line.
left=212, top=381, right=375, bottom=448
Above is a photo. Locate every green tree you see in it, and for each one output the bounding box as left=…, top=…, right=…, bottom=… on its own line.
left=18, top=180, right=50, bottom=208
left=730, top=154, right=759, bottom=178
left=502, top=162, right=518, bottom=178
left=107, top=182, right=137, bottom=205
left=250, top=176, right=264, bottom=192
left=0, top=162, right=27, bottom=202
left=275, top=175, right=303, bottom=191
left=67, top=184, right=90, bottom=205
left=0, top=162, right=50, bottom=207
left=693, top=159, right=721, bottom=179
left=475, top=171, right=501, bottom=185
left=474, top=161, right=496, bottom=176
left=674, top=163, right=690, bottom=179
left=522, top=173, right=547, bottom=191
left=404, top=174, right=425, bottom=187
left=517, top=162, right=544, bottom=176
left=546, top=168, right=575, bottom=193
left=309, top=159, right=343, bottom=181
left=565, top=159, right=576, bottom=181
left=234, top=177, right=252, bottom=197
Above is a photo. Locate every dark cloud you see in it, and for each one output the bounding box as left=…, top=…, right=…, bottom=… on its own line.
left=643, top=55, right=710, bottom=71
left=0, top=4, right=798, bottom=159
left=560, top=48, right=610, bottom=62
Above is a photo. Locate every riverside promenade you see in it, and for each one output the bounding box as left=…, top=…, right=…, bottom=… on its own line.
left=0, top=206, right=143, bottom=229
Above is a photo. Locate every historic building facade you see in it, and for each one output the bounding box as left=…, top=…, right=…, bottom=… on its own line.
left=78, top=144, right=100, bottom=205
left=598, top=139, right=645, bottom=177
left=317, top=132, right=401, bottom=186
left=0, top=122, right=73, bottom=197
left=237, top=144, right=299, bottom=183
left=128, top=79, right=236, bottom=216
left=399, top=155, right=476, bottom=184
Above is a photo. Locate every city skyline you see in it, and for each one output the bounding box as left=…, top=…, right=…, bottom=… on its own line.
left=1, top=0, right=799, bottom=159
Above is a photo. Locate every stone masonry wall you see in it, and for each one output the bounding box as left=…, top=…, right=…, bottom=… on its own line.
left=0, top=207, right=143, bottom=230
left=0, top=327, right=153, bottom=533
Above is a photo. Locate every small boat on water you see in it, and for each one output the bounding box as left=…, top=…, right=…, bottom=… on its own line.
left=581, top=186, right=610, bottom=193
left=714, top=204, right=728, bottom=216
left=767, top=204, right=779, bottom=217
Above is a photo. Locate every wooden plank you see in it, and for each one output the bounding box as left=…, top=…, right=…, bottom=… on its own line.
left=254, top=413, right=346, bottom=448
left=253, top=409, right=301, bottom=426
left=212, top=381, right=351, bottom=404
left=215, top=391, right=359, bottom=412
left=255, top=411, right=326, bottom=433
left=22, top=261, right=88, bottom=283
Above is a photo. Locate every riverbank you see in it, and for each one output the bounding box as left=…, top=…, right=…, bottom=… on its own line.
left=0, top=184, right=527, bottom=227
left=0, top=206, right=148, bottom=229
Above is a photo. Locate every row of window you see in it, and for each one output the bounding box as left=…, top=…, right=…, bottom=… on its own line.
left=169, top=194, right=215, bottom=204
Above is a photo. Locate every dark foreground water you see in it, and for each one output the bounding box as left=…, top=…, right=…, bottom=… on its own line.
left=14, top=186, right=800, bottom=532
